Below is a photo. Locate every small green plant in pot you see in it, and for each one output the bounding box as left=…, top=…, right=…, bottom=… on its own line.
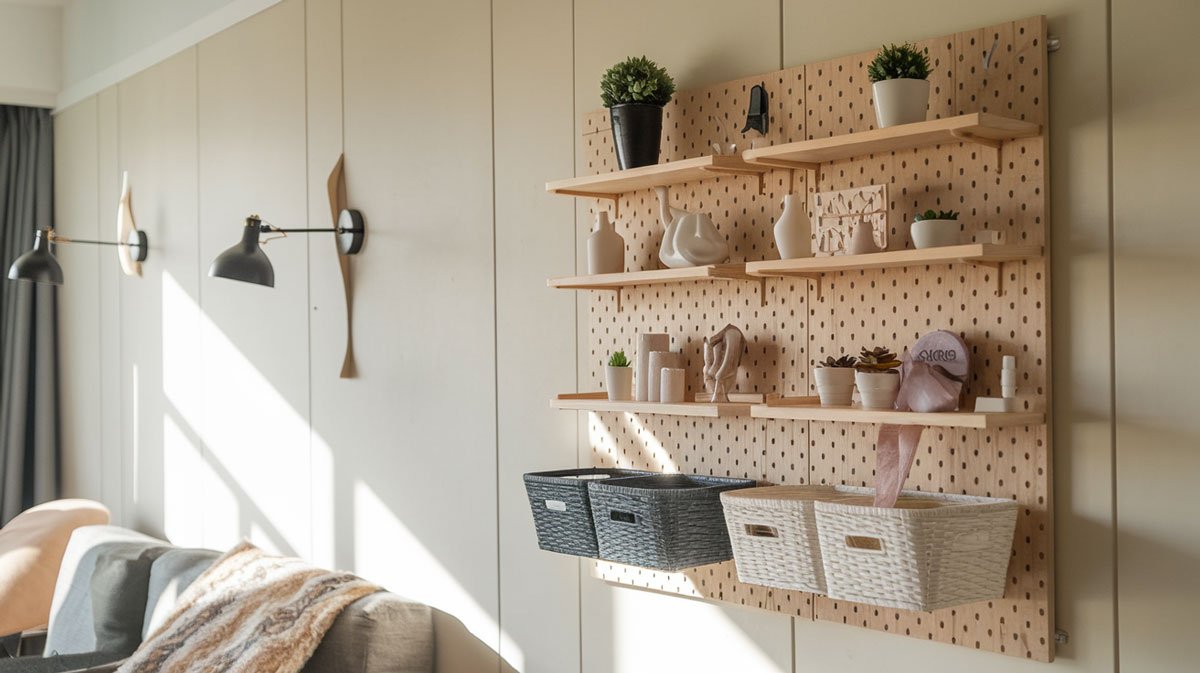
left=911, top=209, right=962, bottom=249
left=854, top=346, right=902, bottom=409
left=868, top=43, right=931, bottom=128
left=813, top=354, right=858, bottom=407
left=601, top=56, right=676, bottom=170
left=605, top=350, right=634, bottom=401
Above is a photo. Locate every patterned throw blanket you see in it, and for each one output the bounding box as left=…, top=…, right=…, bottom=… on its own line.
left=116, top=541, right=381, bottom=673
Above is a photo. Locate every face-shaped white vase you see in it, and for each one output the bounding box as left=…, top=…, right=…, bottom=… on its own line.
left=655, top=186, right=729, bottom=268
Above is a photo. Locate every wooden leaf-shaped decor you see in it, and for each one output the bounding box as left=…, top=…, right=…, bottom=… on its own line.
left=327, top=155, right=357, bottom=378
left=116, top=171, right=142, bottom=277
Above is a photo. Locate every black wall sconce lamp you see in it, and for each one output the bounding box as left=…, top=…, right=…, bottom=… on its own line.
left=8, top=228, right=148, bottom=286
left=208, top=210, right=365, bottom=288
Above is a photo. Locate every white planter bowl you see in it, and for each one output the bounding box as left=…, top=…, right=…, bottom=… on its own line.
left=855, top=371, right=901, bottom=410
left=605, top=366, right=633, bottom=401
left=813, top=367, right=855, bottom=407
left=872, top=78, right=930, bottom=128
left=911, top=219, right=961, bottom=248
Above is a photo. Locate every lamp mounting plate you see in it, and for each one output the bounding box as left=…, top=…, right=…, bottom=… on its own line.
left=337, top=209, right=365, bottom=255
left=127, top=230, right=149, bottom=262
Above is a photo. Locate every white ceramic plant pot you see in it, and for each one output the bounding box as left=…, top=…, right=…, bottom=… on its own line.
left=872, top=78, right=930, bottom=128
left=813, top=367, right=855, bottom=407
left=855, top=371, right=901, bottom=409
left=911, top=219, right=961, bottom=248
left=605, top=366, right=633, bottom=401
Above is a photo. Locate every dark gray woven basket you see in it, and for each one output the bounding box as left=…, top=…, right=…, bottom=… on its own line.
left=588, top=474, right=756, bottom=570
left=524, top=468, right=653, bottom=557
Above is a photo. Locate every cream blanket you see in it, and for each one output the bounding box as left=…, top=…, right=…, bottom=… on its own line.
left=116, top=541, right=380, bottom=673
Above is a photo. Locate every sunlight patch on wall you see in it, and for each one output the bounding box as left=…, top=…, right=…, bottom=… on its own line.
left=353, top=480, right=523, bottom=669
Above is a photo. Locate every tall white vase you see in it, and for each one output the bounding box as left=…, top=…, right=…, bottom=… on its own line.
left=636, top=334, right=670, bottom=401
left=774, top=194, right=812, bottom=259
left=587, top=212, right=624, bottom=275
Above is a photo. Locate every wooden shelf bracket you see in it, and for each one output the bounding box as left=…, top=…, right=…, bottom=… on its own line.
left=950, top=129, right=1004, bottom=173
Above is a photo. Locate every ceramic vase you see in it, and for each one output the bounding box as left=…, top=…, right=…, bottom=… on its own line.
left=605, top=366, right=633, bottom=401
left=660, top=368, right=686, bottom=403
left=872, top=78, right=930, bottom=127
left=847, top=220, right=881, bottom=255
left=636, top=334, right=670, bottom=401
left=813, top=367, right=855, bottom=407
left=587, top=212, right=625, bottom=274
left=647, top=351, right=682, bottom=402
left=911, top=219, right=961, bottom=248
left=855, top=371, right=901, bottom=409
left=774, top=194, right=812, bottom=259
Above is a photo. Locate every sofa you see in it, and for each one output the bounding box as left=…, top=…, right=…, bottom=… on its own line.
left=0, top=525, right=435, bottom=673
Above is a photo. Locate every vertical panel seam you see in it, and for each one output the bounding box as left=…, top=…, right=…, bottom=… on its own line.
left=1106, top=0, right=1120, bottom=670
left=302, top=0, right=314, bottom=563
left=195, top=46, right=205, bottom=547
left=571, top=1, right=582, bottom=671
left=489, top=0, right=502, bottom=668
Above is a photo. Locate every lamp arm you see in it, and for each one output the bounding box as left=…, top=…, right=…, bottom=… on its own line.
left=48, top=233, right=142, bottom=248
left=259, top=224, right=365, bottom=234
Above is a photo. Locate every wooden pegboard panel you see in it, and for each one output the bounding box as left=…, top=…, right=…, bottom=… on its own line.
left=575, top=16, right=1051, bottom=661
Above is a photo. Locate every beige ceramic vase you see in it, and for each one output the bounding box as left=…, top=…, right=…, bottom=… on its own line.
left=587, top=212, right=624, bottom=275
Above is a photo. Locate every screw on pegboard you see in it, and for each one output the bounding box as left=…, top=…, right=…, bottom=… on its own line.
left=1048, top=35, right=1061, bottom=52
left=1055, top=629, right=1069, bottom=645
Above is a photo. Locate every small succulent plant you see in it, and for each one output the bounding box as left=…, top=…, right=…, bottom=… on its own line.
left=608, top=350, right=630, bottom=367
left=600, top=56, right=676, bottom=108
left=867, top=43, right=932, bottom=83
left=914, top=209, right=960, bottom=221
left=818, top=354, right=858, bottom=368
left=856, top=346, right=901, bottom=373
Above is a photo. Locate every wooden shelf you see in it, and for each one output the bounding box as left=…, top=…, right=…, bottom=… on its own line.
left=548, top=264, right=764, bottom=309
left=553, top=392, right=754, bottom=418
left=750, top=396, right=1043, bottom=429
left=742, top=113, right=1039, bottom=174
left=746, top=243, right=1042, bottom=279
left=546, top=155, right=769, bottom=202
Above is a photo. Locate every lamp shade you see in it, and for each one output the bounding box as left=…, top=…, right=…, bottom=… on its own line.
left=8, top=229, right=63, bottom=285
left=208, top=218, right=274, bottom=287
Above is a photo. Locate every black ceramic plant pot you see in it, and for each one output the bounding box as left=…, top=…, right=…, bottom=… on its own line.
left=609, top=103, right=663, bottom=170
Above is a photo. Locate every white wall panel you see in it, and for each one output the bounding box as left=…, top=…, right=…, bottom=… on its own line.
left=117, top=48, right=201, bottom=544
left=196, top=0, right=312, bottom=557
left=55, top=98, right=103, bottom=504
left=329, top=0, right=499, bottom=662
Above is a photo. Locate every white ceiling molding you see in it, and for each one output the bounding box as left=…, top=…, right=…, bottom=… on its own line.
left=0, top=85, right=56, bottom=108
left=56, top=0, right=280, bottom=112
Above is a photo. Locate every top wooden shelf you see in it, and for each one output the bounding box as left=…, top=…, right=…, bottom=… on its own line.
left=545, top=155, right=768, bottom=198
left=742, top=113, right=1040, bottom=168
left=745, top=243, right=1041, bottom=278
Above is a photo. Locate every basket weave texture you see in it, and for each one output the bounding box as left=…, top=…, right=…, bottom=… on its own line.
left=720, top=485, right=848, bottom=593
left=524, top=468, right=652, bottom=557
left=815, top=486, right=1018, bottom=611
left=589, top=474, right=755, bottom=571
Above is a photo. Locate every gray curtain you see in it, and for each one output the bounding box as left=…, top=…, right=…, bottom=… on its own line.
left=0, top=105, right=57, bottom=524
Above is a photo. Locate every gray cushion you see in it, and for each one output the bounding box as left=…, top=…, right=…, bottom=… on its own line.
left=44, top=527, right=165, bottom=656
left=0, top=652, right=122, bottom=673
left=140, top=548, right=219, bottom=639
left=89, top=545, right=167, bottom=656
left=301, top=593, right=433, bottom=673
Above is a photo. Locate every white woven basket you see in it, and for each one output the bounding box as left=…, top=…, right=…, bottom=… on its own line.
left=815, top=486, right=1018, bottom=611
left=720, top=485, right=856, bottom=593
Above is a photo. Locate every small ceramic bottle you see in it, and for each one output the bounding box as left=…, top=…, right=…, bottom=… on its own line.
left=773, top=194, right=812, bottom=259
left=847, top=220, right=881, bottom=255
left=587, top=212, right=624, bottom=275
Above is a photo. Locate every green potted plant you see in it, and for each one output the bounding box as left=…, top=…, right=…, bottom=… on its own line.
left=854, top=346, right=902, bottom=409
left=813, top=354, right=857, bottom=407
left=867, top=42, right=932, bottom=128
left=605, top=350, right=633, bottom=401
left=601, top=56, right=676, bottom=169
left=912, top=209, right=962, bottom=249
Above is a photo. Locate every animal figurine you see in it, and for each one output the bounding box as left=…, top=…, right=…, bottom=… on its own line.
left=703, top=324, right=746, bottom=403
left=655, top=186, right=730, bottom=268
